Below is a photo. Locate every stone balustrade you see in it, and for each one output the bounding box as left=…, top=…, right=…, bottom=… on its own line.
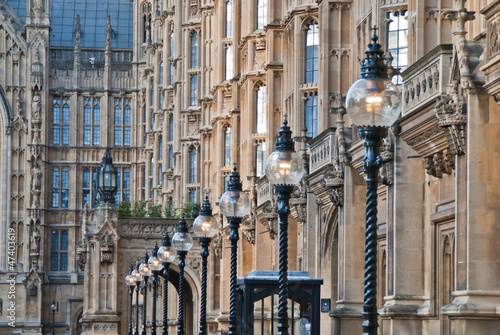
left=401, top=44, right=453, bottom=117
left=309, top=127, right=336, bottom=175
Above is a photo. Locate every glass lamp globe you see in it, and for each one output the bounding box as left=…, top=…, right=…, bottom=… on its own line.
left=193, top=214, right=218, bottom=238
left=139, top=261, right=152, bottom=277
left=148, top=254, right=163, bottom=271
left=131, top=268, right=142, bottom=282
left=265, top=150, right=304, bottom=185
left=158, top=245, right=176, bottom=263
left=219, top=190, right=250, bottom=218
left=125, top=274, right=135, bottom=286
left=345, top=76, right=401, bottom=127
left=172, top=232, right=194, bottom=252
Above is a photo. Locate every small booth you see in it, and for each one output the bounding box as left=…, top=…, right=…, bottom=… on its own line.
left=237, top=271, right=323, bottom=334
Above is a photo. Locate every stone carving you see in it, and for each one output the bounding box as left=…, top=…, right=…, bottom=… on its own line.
left=31, top=164, right=41, bottom=191
left=212, top=233, right=222, bottom=259
left=444, top=3, right=476, bottom=93
left=29, top=283, right=37, bottom=297
left=424, top=149, right=454, bottom=178
left=99, top=233, right=114, bottom=263
left=32, top=93, right=41, bottom=122
left=30, top=229, right=40, bottom=255
left=190, top=0, right=199, bottom=15
left=405, top=125, right=444, bottom=147
left=93, top=323, right=117, bottom=332
left=379, top=135, right=394, bottom=185
left=76, top=243, right=87, bottom=271
left=434, top=85, right=467, bottom=155
left=119, top=221, right=177, bottom=238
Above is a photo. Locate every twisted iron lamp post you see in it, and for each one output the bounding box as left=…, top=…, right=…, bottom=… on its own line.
left=51, top=300, right=56, bottom=335
left=193, top=194, right=219, bottom=335
left=158, top=232, right=175, bottom=335
left=220, top=164, right=250, bottom=335
left=149, top=244, right=163, bottom=335
left=264, top=116, right=304, bottom=335
left=132, top=264, right=143, bottom=335
left=139, top=252, right=152, bottom=335
left=172, top=217, right=193, bottom=335
left=345, top=27, right=401, bottom=335
left=125, top=267, right=136, bottom=335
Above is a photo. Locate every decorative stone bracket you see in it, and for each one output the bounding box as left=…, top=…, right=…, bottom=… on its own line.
left=435, top=92, right=467, bottom=155
left=424, top=149, right=455, bottom=178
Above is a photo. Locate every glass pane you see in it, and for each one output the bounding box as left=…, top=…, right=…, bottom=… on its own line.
left=399, top=30, right=408, bottom=48
left=123, top=169, right=130, bottom=189
left=61, top=190, right=69, bottom=208
left=115, top=127, right=122, bottom=146
left=63, top=125, right=70, bottom=145
left=84, top=126, right=91, bottom=146
left=61, top=231, right=68, bottom=250
left=52, top=191, right=59, bottom=208
left=53, top=126, right=60, bottom=145
left=51, top=253, right=59, bottom=271
left=94, top=105, right=100, bottom=124
left=388, top=31, right=398, bottom=49
left=124, top=127, right=131, bottom=146
left=62, top=168, right=69, bottom=188
left=93, top=126, right=100, bottom=145
left=52, top=231, right=59, bottom=250
left=84, top=105, right=91, bottom=124
left=83, top=169, right=91, bottom=188
left=60, top=253, right=68, bottom=271
left=53, top=168, right=60, bottom=188
left=399, top=48, right=408, bottom=66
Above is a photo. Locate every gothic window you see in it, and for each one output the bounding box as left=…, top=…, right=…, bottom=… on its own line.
left=224, top=173, right=230, bottom=192
left=387, top=11, right=408, bottom=85
left=256, top=141, right=266, bottom=177
left=191, top=32, right=198, bottom=68
left=52, top=167, right=69, bottom=208
left=257, top=0, right=267, bottom=29
left=189, top=147, right=197, bottom=183
left=170, top=61, right=175, bottom=84
left=52, top=97, right=70, bottom=145
left=225, top=44, right=233, bottom=80
left=114, top=98, right=131, bottom=146
left=158, top=164, right=162, bottom=185
left=150, top=154, right=154, bottom=198
left=159, top=136, right=163, bottom=161
left=190, top=74, right=198, bottom=106
left=256, top=85, right=266, bottom=133
left=115, top=168, right=131, bottom=206
left=82, top=167, right=99, bottom=208
left=169, top=115, right=174, bottom=141
left=168, top=115, right=174, bottom=169
left=304, top=93, right=318, bottom=138
left=142, top=168, right=146, bottom=200
left=168, top=145, right=174, bottom=169
left=305, top=21, right=319, bottom=84
left=142, top=101, right=147, bottom=145
left=150, top=77, right=155, bottom=108
left=84, top=98, right=100, bottom=146
left=188, top=189, right=197, bottom=203
left=159, top=87, right=163, bottom=110
left=224, top=126, right=232, bottom=166
left=159, top=54, right=164, bottom=85
left=51, top=230, right=68, bottom=271
left=226, top=0, right=233, bottom=38
left=169, top=25, right=174, bottom=57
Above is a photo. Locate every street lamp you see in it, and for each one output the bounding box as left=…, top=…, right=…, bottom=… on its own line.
left=51, top=300, right=56, bottom=335
left=158, top=232, right=175, bottom=335
left=96, top=149, right=118, bottom=204
left=172, top=217, right=193, bottom=335
left=149, top=244, right=163, bottom=335
left=132, top=264, right=143, bottom=335
left=345, top=28, right=401, bottom=335
left=139, top=252, right=152, bottom=335
left=125, top=267, right=136, bottom=335
left=264, top=115, right=304, bottom=335
left=219, top=164, right=250, bottom=335
left=193, top=194, right=219, bottom=335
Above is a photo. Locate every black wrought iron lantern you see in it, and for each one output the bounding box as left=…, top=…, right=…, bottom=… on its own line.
left=97, top=149, right=118, bottom=204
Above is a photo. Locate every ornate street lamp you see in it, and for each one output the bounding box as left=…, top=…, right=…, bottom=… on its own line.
left=139, top=253, right=152, bottom=335
left=158, top=232, right=175, bottom=335
left=149, top=244, right=163, bottom=335
left=125, top=267, right=136, bottom=335
left=172, top=217, right=193, bottom=335
left=132, top=264, right=143, bottom=335
left=264, top=116, right=304, bottom=335
left=345, top=28, right=401, bottom=335
left=193, top=194, right=219, bottom=335
left=219, top=164, right=250, bottom=335
left=51, top=300, right=56, bottom=335
left=97, top=149, right=118, bottom=204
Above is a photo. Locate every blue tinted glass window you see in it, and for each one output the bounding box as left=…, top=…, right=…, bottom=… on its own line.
left=305, top=22, right=319, bottom=84
left=191, top=32, right=198, bottom=68
left=189, top=148, right=197, bottom=183
left=190, top=75, right=198, bottom=106
left=304, top=93, right=318, bottom=138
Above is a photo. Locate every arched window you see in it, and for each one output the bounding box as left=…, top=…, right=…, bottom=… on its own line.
left=305, top=21, right=319, bottom=84
left=114, top=99, right=131, bottom=146
left=256, top=85, right=266, bottom=133
left=159, top=54, right=164, bottom=85
left=256, top=141, right=266, bottom=177
left=170, top=61, right=175, bottom=84
left=169, top=115, right=174, bottom=141
left=387, top=11, right=408, bottom=85
left=191, top=32, right=198, bottom=68
left=226, top=0, right=233, bottom=38
left=52, top=167, right=69, bottom=208
left=159, top=136, right=163, bottom=161
left=190, top=74, right=198, bottom=106
left=169, top=26, right=174, bottom=57
left=83, top=168, right=91, bottom=207
left=51, top=230, right=68, bottom=271
left=189, top=148, right=197, bottom=183
left=257, top=0, right=267, bottom=29
left=224, top=126, right=232, bottom=166
left=53, top=97, right=70, bottom=145
left=225, top=44, right=233, bottom=80
left=304, top=92, right=318, bottom=138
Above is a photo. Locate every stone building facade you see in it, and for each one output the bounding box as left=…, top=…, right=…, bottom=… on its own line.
left=0, top=0, right=499, bottom=334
